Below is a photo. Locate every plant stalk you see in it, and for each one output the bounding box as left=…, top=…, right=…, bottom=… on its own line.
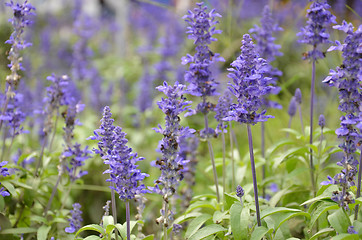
left=163, top=200, right=168, bottom=240
left=310, top=59, right=316, bottom=196
left=221, top=129, right=226, bottom=211
left=298, top=104, right=304, bottom=135
left=111, top=183, right=119, bottom=240
left=261, top=121, right=266, bottom=198
left=354, top=152, right=362, bottom=220
left=126, top=201, right=131, bottom=240
left=229, top=122, right=236, bottom=190
left=204, top=114, right=220, bottom=203
left=247, top=125, right=261, bottom=226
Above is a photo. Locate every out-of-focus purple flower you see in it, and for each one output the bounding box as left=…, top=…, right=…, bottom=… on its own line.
left=321, top=21, right=362, bottom=210
left=269, top=183, right=278, bottom=193
left=62, top=98, right=85, bottom=147
left=288, top=96, right=297, bottom=117
left=249, top=5, right=283, bottom=63
left=0, top=161, right=11, bottom=197
left=5, top=0, right=35, bottom=89
left=65, top=203, right=83, bottom=233
left=224, top=34, right=274, bottom=125
left=11, top=149, right=34, bottom=168
left=181, top=2, right=225, bottom=114
left=236, top=185, right=244, bottom=197
left=348, top=226, right=358, bottom=234
left=90, top=106, right=148, bottom=201
left=103, top=126, right=148, bottom=201
left=318, top=114, right=325, bottom=128
left=297, top=0, right=336, bottom=60
left=214, top=90, right=233, bottom=133
left=135, top=66, right=153, bottom=113
left=295, top=88, right=302, bottom=104
left=0, top=92, right=27, bottom=137
left=63, top=143, right=91, bottom=182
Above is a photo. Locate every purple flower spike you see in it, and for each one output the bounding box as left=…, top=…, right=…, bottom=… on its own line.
left=90, top=106, right=148, bottom=201
left=0, top=161, right=11, bottom=197
left=182, top=2, right=225, bottom=114
left=214, top=90, right=233, bottom=134
left=297, top=0, right=336, bottom=60
left=294, top=88, right=302, bottom=104
left=236, top=185, right=244, bottom=198
left=65, top=203, right=83, bottom=233
left=318, top=114, right=325, bottom=128
left=224, top=34, right=275, bottom=125
left=64, top=143, right=91, bottom=182
left=5, top=0, right=35, bottom=89
left=321, top=21, right=362, bottom=210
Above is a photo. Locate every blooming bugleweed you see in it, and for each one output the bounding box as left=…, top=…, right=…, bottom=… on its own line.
left=181, top=2, right=224, bottom=114
left=0, top=161, right=11, bottom=197
left=297, top=0, right=336, bottom=60
left=321, top=21, right=362, bottom=209
left=5, top=0, right=35, bottom=90
left=224, top=34, right=274, bottom=125
left=90, top=106, right=148, bottom=201
left=65, top=203, right=83, bottom=233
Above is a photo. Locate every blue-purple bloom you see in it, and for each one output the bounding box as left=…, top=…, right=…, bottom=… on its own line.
left=236, top=185, right=244, bottom=198
left=348, top=226, right=358, bottom=234
left=181, top=2, right=224, bottom=114
left=0, top=92, right=26, bottom=137
left=318, top=114, right=325, bottom=128
left=295, top=88, right=302, bottom=105
left=63, top=143, right=91, bottom=182
left=89, top=106, right=148, bottom=201
left=288, top=96, right=297, bottom=117
left=297, top=0, right=336, bottom=60
left=214, top=90, right=233, bottom=133
left=0, top=161, right=11, bottom=197
left=321, top=21, right=362, bottom=209
left=224, top=34, right=275, bottom=125
left=65, top=203, right=83, bottom=233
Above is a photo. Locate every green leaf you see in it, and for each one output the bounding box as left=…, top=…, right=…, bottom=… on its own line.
left=224, top=193, right=240, bottom=210
left=310, top=228, right=335, bottom=240
left=330, top=233, right=359, bottom=240
left=185, top=214, right=212, bottom=239
left=212, top=210, right=228, bottom=224
left=328, top=208, right=350, bottom=234
left=84, top=236, right=102, bottom=240
left=230, top=203, right=249, bottom=240
left=0, top=227, right=37, bottom=234
left=269, top=188, right=292, bottom=207
left=186, top=201, right=216, bottom=213
left=37, top=225, right=51, bottom=240
left=105, top=224, right=116, bottom=235
left=102, top=215, right=114, bottom=228
left=187, top=224, right=227, bottom=240
left=260, top=207, right=301, bottom=219
left=309, top=201, right=339, bottom=228
left=250, top=226, right=273, bottom=240
left=142, top=235, right=154, bottom=240
left=30, top=215, right=47, bottom=224
left=75, top=224, right=105, bottom=237
left=269, top=211, right=310, bottom=233
left=174, top=212, right=202, bottom=225
left=1, top=181, right=16, bottom=197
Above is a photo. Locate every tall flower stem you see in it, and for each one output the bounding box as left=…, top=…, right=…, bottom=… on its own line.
left=286, top=116, right=293, bottom=139
left=35, top=136, right=47, bottom=176
left=309, top=59, right=316, bottom=196
left=110, top=183, right=118, bottom=240
left=298, top=105, right=304, bottom=135
left=163, top=200, right=168, bottom=240
left=221, top=130, right=226, bottom=210
left=0, top=90, right=12, bottom=132
left=261, top=122, right=266, bottom=198
left=44, top=171, right=62, bottom=216
left=229, top=122, right=235, bottom=190
left=126, top=201, right=131, bottom=240
left=48, top=109, right=60, bottom=152
left=354, top=152, right=362, bottom=220
left=247, top=125, right=261, bottom=226
left=204, top=114, right=220, bottom=203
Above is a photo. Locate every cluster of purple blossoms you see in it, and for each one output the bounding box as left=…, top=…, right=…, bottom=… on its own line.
left=90, top=106, right=148, bottom=201
left=181, top=2, right=224, bottom=114
left=63, top=143, right=91, bottom=182
left=0, top=92, right=27, bottom=137
left=321, top=21, right=362, bottom=209
left=249, top=5, right=283, bottom=110
left=5, top=0, right=35, bottom=90
left=214, top=90, right=233, bottom=133
left=296, top=0, right=336, bottom=60
left=65, top=203, right=83, bottom=233
left=0, top=161, right=11, bottom=197
left=150, top=82, right=195, bottom=198
left=224, top=34, right=275, bottom=125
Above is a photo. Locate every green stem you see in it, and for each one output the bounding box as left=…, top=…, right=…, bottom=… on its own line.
left=229, top=122, right=236, bottom=191
left=310, top=59, right=316, bottom=196
left=221, top=130, right=226, bottom=211
left=126, top=201, right=131, bottom=240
